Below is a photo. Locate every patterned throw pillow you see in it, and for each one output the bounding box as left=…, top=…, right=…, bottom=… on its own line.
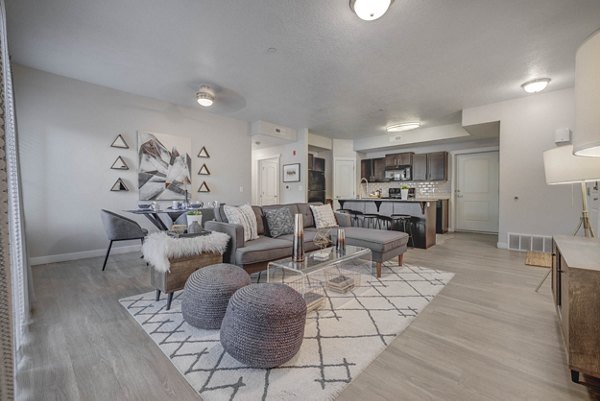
left=264, top=207, right=294, bottom=238
left=223, top=204, right=259, bottom=242
left=309, top=204, right=338, bottom=229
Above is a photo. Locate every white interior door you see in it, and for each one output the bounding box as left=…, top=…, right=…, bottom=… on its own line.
left=259, top=157, right=279, bottom=205
left=455, top=151, right=499, bottom=233
left=334, top=158, right=356, bottom=209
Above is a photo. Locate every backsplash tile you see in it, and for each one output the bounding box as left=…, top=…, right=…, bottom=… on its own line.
left=359, top=181, right=451, bottom=198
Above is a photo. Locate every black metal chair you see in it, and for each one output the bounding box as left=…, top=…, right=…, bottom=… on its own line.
left=362, top=214, right=379, bottom=229
left=100, top=209, right=148, bottom=271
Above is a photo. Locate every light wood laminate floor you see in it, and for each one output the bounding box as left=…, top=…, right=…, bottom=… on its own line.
left=17, top=233, right=600, bottom=401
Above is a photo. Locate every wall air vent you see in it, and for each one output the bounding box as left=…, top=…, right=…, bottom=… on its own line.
left=507, top=232, right=552, bottom=252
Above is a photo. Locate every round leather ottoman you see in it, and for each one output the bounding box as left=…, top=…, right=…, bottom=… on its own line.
left=220, top=283, right=307, bottom=368
left=181, top=263, right=251, bottom=329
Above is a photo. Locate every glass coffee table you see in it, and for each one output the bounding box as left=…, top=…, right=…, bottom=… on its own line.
left=267, top=246, right=372, bottom=312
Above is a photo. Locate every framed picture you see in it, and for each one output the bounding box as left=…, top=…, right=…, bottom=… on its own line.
left=283, top=163, right=301, bottom=182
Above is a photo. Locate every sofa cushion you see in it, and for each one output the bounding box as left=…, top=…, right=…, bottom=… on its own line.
left=251, top=206, right=265, bottom=235
left=264, top=207, right=294, bottom=238
left=235, top=236, right=293, bottom=265
left=334, top=228, right=409, bottom=253
left=296, top=203, right=315, bottom=228
left=224, top=205, right=259, bottom=242
left=310, top=204, right=338, bottom=229
left=261, top=204, right=299, bottom=235
left=278, top=227, right=325, bottom=252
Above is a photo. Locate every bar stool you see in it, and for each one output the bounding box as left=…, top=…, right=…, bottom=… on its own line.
left=391, top=214, right=414, bottom=247
left=377, top=215, right=393, bottom=230
left=362, top=214, right=379, bottom=229
left=348, top=210, right=365, bottom=227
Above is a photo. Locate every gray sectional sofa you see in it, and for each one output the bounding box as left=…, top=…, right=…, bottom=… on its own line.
left=205, top=203, right=409, bottom=278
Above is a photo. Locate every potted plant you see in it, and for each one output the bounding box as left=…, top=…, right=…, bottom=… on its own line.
left=400, top=185, right=410, bottom=200
left=186, top=210, right=203, bottom=228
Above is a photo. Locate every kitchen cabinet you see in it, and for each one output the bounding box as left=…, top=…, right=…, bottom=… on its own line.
left=385, top=152, right=413, bottom=168
left=427, top=152, right=448, bottom=181
left=436, top=200, right=448, bottom=233
left=412, top=154, right=427, bottom=181
left=361, top=158, right=386, bottom=182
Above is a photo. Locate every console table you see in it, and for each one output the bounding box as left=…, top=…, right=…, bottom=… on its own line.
left=552, top=235, right=600, bottom=384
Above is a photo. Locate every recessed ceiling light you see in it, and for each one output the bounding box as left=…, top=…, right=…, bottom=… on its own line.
left=521, top=78, right=551, bottom=93
left=350, top=0, right=394, bottom=21
left=196, top=85, right=214, bottom=107
left=386, top=122, right=421, bottom=132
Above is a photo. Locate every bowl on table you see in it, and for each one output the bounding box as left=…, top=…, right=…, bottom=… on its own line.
left=138, top=204, right=152, bottom=210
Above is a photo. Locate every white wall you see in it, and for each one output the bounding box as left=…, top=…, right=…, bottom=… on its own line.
left=14, top=65, right=252, bottom=263
left=463, top=88, right=583, bottom=247
left=251, top=129, right=308, bottom=204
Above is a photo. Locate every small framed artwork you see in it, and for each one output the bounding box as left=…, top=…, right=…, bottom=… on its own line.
left=283, top=163, right=301, bottom=183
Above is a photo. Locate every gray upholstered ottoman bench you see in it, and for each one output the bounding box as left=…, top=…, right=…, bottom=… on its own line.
left=220, top=283, right=307, bottom=368
left=332, top=228, right=409, bottom=278
left=181, top=263, right=251, bottom=329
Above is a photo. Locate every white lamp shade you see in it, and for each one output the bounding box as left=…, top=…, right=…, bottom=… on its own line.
left=574, top=30, right=600, bottom=157
left=543, top=145, right=600, bottom=185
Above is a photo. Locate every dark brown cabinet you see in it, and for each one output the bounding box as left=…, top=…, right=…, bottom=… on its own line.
left=385, top=152, right=413, bottom=168
left=412, top=154, right=427, bottom=181
left=427, top=152, right=448, bottom=181
left=361, top=157, right=386, bottom=182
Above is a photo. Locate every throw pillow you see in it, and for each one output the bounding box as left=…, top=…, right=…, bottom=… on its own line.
left=264, top=207, right=294, bottom=238
left=309, top=204, right=338, bottom=229
left=223, top=204, right=259, bottom=242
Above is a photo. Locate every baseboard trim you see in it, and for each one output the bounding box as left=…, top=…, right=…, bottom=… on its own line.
left=497, top=242, right=508, bottom=249
left=30, top=244, right=142, bottom=266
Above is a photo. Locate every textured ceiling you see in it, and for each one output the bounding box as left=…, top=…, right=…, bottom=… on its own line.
left=6, top=0, right=600, bottom=138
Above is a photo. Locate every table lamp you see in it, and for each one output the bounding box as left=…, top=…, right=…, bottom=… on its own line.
left=574, top=29, right=600, bottom=157
left=543, top=144, right=600, bottom=237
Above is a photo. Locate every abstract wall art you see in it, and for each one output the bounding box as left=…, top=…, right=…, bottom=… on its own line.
left=138, top=132, right=192, bottom=200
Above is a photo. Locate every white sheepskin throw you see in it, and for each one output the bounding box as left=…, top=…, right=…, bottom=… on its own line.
left=143, top=232, right=230, bottom=273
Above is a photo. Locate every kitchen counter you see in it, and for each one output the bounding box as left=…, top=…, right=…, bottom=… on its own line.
left=337, top=198, right=441, bottom=249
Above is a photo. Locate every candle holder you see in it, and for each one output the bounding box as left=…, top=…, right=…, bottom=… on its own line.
left=336, top=227, right=346, bottom=252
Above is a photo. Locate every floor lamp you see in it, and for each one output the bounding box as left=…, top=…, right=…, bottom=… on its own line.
left=535, top=144, right=600, bottom=291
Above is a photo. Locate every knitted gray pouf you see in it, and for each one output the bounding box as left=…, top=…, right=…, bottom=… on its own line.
left=181, top=263, right=251, bottom=329
left=220, top=283, right=307, bottom=368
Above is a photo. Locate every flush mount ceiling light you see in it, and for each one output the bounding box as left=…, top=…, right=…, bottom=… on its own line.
left=521, top=78, right=551, bottom=94
left=386, top=122, right=421, bottom=133
left=196, top=85, right=215, bottom=107
left=350, top=0, right=394, bottom=21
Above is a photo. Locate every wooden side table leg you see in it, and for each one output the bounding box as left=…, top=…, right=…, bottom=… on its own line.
left=376, top=262, right=382, bottom=278
left=398, top=254, right=404, bottom=266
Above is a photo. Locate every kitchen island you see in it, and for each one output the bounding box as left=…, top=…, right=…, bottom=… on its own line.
left=338, top=198, right=444, bottom=249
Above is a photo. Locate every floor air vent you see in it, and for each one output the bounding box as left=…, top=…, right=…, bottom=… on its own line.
left=507, top=233, right=552, bottom=252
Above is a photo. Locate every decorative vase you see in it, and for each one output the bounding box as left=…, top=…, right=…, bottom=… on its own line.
left=401, top=188, right=409, bottom=199
left=187, top=214, right=203, bottom=230
left=336, top=228, right=346, bottom=252
left=188, top=221, right=202, bottom=234
left=292, top=214, right=305, bottom=262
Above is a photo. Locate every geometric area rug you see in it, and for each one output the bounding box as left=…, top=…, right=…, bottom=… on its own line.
left=120, top=263, right=454, bottom=401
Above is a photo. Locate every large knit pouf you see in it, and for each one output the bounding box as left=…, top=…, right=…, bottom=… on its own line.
left=181, top=263, right=251, bottom=329
left=220, top=283, right=307, bottom=368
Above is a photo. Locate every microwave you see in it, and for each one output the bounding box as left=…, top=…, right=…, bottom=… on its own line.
left=385, top=167, right=412, bottom=181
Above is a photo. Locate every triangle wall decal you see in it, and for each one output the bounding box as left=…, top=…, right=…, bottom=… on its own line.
left=111, top=134, right=129, bottom=149
left=198, top=181, right=210, bottom=193
left=197, top=146, right=210, bottom=158
left=110, top=178, right=129, bottom=192
left=198, top=164, right=210, bottom=175
left=110, top=156, right=129, bottom=170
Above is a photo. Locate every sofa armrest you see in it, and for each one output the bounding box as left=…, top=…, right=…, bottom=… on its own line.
left=335, top=212, right=352, bottom=228
left=205, top=221, right=245, bottom=264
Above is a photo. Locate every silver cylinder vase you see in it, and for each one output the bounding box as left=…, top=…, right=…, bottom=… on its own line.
left=292, top=213, right=305, bottom=262
left=336, top=227, right=346, bottom=252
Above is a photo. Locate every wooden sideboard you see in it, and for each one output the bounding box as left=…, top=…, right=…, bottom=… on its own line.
left=552, top=235, right=600, bottom=384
